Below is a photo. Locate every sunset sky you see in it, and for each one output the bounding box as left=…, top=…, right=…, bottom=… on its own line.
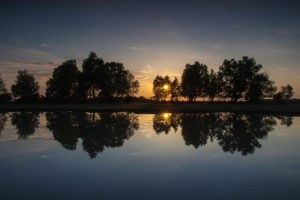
left=0, top=0, right=299, bottom=98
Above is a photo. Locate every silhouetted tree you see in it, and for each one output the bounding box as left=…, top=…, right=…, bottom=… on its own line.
left=11, top=112, right=40, bottom=139
left=46, top=60, right=79, bottom=102
left=170, top=77, right=181, bottom=101
left=181, top=62, right=209, bottom=102
left=281, top=84, right=294, bottom=100
left=219, top=57, right=263, bottom=102
left=127, top=73, right=140, bottom=97
left=152, top=75, right=171, bottom=101
left=245, top=73, right=276, bottom=103
left=0, top=74, right=11, bottom=103
left=273, top=92, right=284, bottom=103
left=273, top=84, right=294, bottom=103
left=207, top=69, right=219, bottom=101
left=97, top=61, right=140, bottom=101
left=80, top=52, right=105, bottom=101
left=11, top=70, right=39, bottom=102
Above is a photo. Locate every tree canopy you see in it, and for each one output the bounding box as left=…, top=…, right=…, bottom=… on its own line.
left=11, top=70, right=39, bottom=102
left=45, top=52, right=139, bottom=103
left=0, top=74, right=11, bottom=103
left=2, top=54, right=296, bottom=104
left=46, top=60, right=79, bottom=102
left=152, top=75, right=171, bottom=101
left=181, top=62, right=209, bottom=102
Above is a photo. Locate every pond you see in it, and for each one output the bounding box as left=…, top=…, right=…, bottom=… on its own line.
left=0, top=112, right=299, bottom=200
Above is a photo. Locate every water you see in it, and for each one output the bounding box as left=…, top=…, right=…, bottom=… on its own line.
left=0, top=112, right=299, bottom=200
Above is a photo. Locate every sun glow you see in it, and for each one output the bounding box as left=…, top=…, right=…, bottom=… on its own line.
left=163, top=85, right=169, bottom=90
left=163, top=113, right=171, bottom=119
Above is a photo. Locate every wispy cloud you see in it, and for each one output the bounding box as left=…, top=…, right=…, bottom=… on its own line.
left=130, top=46, right=141, bottom=50
left=40, top=43, right=48, bottom=47
left=135, top=64, right=155, bottom=81
left=0, top=45, right=63, bottom=94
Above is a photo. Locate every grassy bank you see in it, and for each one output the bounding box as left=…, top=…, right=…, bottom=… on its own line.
left=1, top=103, right=300, bottom=115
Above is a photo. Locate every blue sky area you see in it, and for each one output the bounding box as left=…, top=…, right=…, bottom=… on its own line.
left=0, top=0, right=299, bottom=97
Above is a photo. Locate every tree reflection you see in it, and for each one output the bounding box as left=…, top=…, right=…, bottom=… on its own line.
left=0, top=112, right=7, bottom=136
left=46, top=112, right=79, bottom=150
left=180, top=113, right=224, bottom=148
left=46, top=112, right=139, bottom=158
left=216, top=114, right=276, bottom=155
left=11, top=112, right=39, bottom=139
left=153, top=112, right=292, bottom=155
left=276, top=116, right=294, bottom=127
left=152, top=113, right=180, bottom=134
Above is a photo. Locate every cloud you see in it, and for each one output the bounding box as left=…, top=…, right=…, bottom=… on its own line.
left=40, top=43, right=48, bottom=47
left=0, top=45, right=63, bottom=94
left=130, top=46, right=140, bottom=50
left=135, top=64, right=155, bottom=81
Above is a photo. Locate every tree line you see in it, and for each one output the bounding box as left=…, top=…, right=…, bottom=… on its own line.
left=153, top=56, right=294, bottom=103
left=0, top=52, right=139, bottom=103
left=0, top=54, right=295, bottom=103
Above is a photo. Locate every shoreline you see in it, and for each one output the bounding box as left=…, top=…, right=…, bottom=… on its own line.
left=1, top=103, right=300, bottom=115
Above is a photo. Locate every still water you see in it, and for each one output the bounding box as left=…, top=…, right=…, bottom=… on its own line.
left=0, top=112, right=299, bottom=200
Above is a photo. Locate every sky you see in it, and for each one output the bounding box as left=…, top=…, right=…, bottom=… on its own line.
left=0, top=0, right=300, bottom=98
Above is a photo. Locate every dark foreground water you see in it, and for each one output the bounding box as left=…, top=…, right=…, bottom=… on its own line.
left=0, top=112, right=299, bottom=200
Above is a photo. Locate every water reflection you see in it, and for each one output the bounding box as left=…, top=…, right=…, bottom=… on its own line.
left=0, top=112, right=7, bottom=136
left=11, top=112, right=40, bottom=139
left=46, top=112, right=139, bottom=158
left=152, top=112, right=180, bottom=134
left=216, top=113, right=276, bottom=155
left=4, top=111, right=295, bottom=157
left=153, top=112, right=294, bottom=155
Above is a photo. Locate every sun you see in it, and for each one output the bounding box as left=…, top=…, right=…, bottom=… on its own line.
left=163, top=113, right=171, bottom=119
left=163, top=85, right=169, bottom=90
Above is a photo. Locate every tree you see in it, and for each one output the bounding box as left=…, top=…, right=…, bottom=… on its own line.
left=207, top=69, right=219, bottom=101
left=273, top=84, right=294, bottom=103
left=281, top=84, right=294, bottom=100
left=0, top=74, right=11, bottom=103
left=170, top=77, right=181, bottom=101
left=46, top=60, right=79, bottom=102
left=125, top=72, right=139, bottom=97
left=11, top=70, right=39, bottom=102
left=152, top=75, right=171, bottom=101
left=219, top=57, right=262, bottom=102
left=273, top=92, right=284, bottom=103
left=81, top=52, right=104, bottom=100
left=181, top=62, right=209, bottom=102
left=97, top=62, right=139, bottom=101
left=245, top=73, right=277, bottom=103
